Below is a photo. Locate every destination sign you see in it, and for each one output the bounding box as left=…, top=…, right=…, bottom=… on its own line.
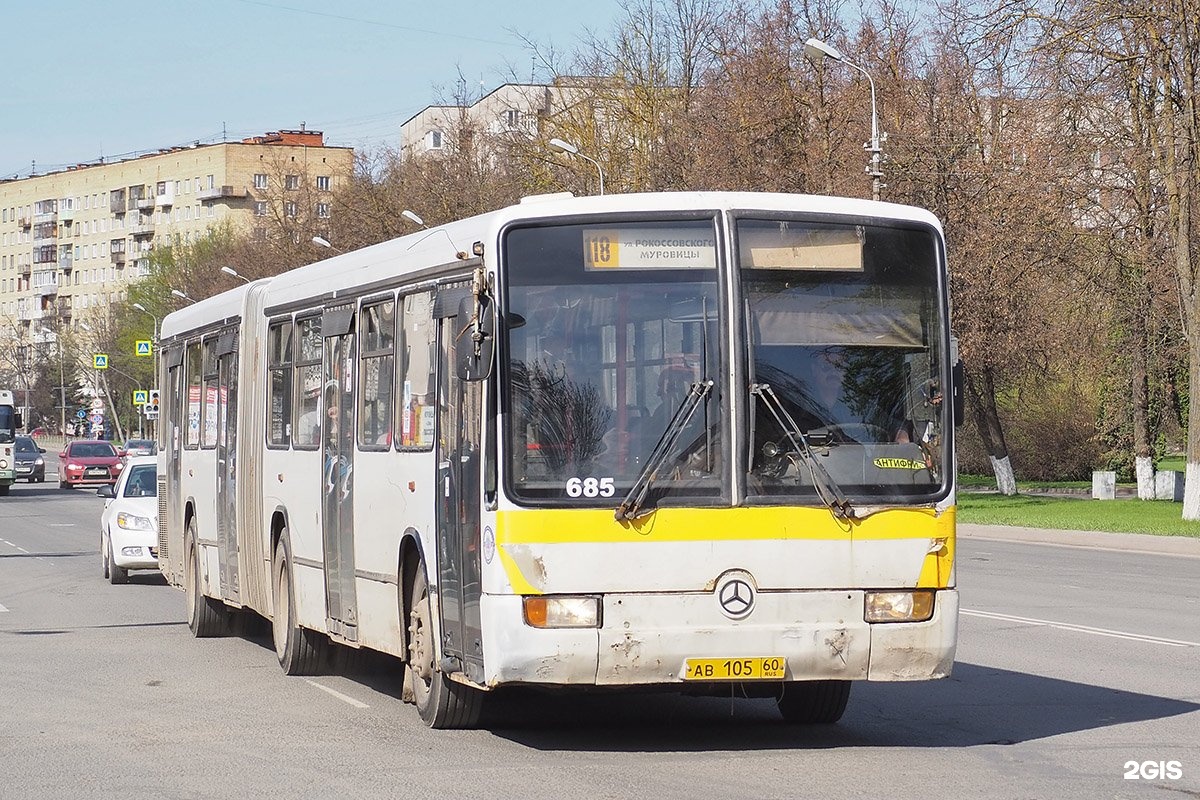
left=583, top=227, right=717, bottom=270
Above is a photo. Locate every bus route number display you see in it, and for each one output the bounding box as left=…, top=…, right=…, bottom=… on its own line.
left=584, top=227, right=717, bottom=270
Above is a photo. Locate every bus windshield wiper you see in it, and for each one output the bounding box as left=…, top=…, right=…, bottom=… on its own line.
left=615, top=380, right=713, bottom=521
left=750, top=383, right=855, bottom=520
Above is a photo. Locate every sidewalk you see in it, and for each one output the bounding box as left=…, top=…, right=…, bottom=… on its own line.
left=959, top=523, right=1200, bottom=557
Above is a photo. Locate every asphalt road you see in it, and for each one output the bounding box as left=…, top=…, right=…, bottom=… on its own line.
left=2, top=466, right=1197, bottom=800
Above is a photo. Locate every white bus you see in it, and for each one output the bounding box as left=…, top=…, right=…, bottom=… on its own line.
left=1, top=389, right=19, bottom=495
left=157, top=191, right=960, bottom=728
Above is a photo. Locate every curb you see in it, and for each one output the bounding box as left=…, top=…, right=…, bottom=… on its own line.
left=958, top=523, right=1200, bottom=557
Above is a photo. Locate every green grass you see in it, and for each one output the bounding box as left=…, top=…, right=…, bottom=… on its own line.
left=959, top=473, right=1106, bottom=490
left=1157, top=456, right=1186, bottom=472
left=958, top=493, right=1200, bottom=537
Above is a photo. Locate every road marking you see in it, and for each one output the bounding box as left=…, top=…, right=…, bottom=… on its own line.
left=304, top=680, right=369, bottom=708
left=962, top=609, right=1200, bottom=648
left=47, top=523, right=76, bottom=528
left=0, top=603, right=9, bottom=613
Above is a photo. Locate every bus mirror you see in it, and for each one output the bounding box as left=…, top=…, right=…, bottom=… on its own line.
left=457, top=294, right=495, bottom=382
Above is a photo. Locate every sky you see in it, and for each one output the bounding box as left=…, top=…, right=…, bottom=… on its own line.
left=2, top=0, right=624, bottom=179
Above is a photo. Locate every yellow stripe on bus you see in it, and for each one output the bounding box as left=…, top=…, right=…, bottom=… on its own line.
left=496, top=505, right=955, bottom=544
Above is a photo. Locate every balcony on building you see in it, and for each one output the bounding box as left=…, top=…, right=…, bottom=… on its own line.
left=18, top=262, right=31, bottom=277
left=17, top=306, right=42, bottom=322
left=57, top=299, right=72, bottom=321
left=110, top=190, right=127, bottom=214
left=136, top=195, right=155, bottom=211
left=198, top=184, right=248, bottom=201
left=38, top=283, right=58, bottom=297
left=130, top=219, right=155, bottom=237
left=155, top=183, right=175, bottom=207
left=58, top=201, right=75, bottom=221
left=59, top=250, right=73, bottom=271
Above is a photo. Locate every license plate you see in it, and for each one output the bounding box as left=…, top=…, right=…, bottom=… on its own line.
left=683, top=657, right=787, bottom=681
left=86, top=468, right=107, bottom=476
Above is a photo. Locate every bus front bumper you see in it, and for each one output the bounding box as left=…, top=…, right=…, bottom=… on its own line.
left=479, top=589, right=958, bottom=687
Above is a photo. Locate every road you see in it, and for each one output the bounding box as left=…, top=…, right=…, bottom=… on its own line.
left=2, top=461, right=1197, bottom=799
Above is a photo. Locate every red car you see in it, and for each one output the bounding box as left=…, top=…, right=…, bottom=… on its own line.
left=58, top=440, right=124, bottom=489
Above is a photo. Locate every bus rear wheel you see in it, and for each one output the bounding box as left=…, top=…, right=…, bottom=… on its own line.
left=186, top=518, right=233, bottom=637
left=776, top=680, right=851, bottom=724
left=272, top=531, right=327, bottom=675
left=406, top=568, right=482, bottom=729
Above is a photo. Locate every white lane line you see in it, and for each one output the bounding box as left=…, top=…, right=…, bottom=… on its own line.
left=962, top=609, right=1200, bottom=648
left=0, top=603, right=9, bottom=613
left=304, top=680, right=369, bottom=709
left=47, top=523, right=75, bottom=528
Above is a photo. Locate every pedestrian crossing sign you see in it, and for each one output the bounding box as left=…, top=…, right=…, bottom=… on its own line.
left=93, top=354, right=109, bottom=369
left=133, top=390, right=149, bottom=405
left=135, top=340, right=153, bottom=357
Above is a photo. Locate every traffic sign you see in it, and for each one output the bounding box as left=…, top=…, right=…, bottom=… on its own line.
left=76, top=409, right=86, bottom=420
left=93, top=353, right=109, bottom=369
left=135, top=340, right=153, bottom=357
left=133, top=390, right=149, bottom=405
left=89, top=413, right=104, bottom=426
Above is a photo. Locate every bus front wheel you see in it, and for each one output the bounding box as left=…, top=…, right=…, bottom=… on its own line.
left=776, top=680, right=851, bottom=724
left=406, top=568, right=483, bottom=729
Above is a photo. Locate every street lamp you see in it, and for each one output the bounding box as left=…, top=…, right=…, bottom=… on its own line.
left=132, top=302, right=159, bottom=343
left=401, top=210, right=427, bottom=228
left=312, top=235, right=342, bottom=253
left=38, top=326, right=67, bottom=437
left=220, top=265, right=251, bottom=284
left=804, top=36, right=885, bottom=201
left=549, top=137, right=606, bottom=195
left=171, top=289, right=196, bottom=304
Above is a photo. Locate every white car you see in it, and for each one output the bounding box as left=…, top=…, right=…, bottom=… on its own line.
left=98, top=455, right=159, bottom=584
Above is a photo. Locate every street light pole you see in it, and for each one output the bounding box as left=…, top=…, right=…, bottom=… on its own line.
left=804, top=37, right=886, bottom=201
left=548, top=138, right=606, bottom=195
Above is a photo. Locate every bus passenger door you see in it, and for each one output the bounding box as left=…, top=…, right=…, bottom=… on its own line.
left=322, top=309, right=358, bottom=642
left=435, top=308, right=484, bottom=682
left=216, top=347, right=240, bottom=602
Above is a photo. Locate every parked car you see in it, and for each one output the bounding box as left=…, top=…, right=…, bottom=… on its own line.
left=98, top=456, right=159, bottom=584
left=13, top=435, right=46, bottom=482
left=58, top=440, right=123, bottom=489
left=120, top=438, right=156, bottom=459
left=28, top=426, right=47, bottom=438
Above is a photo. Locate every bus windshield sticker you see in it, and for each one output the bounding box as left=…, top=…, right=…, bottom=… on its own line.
left=583, top=227, right=717, bottom=270
left=739, top=224, right=864, bottom=271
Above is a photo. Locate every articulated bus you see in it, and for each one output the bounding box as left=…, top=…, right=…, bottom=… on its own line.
left=156, top=191, right=959, bottom=728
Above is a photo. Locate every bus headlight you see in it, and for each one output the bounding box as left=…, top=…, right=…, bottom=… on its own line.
left=865, top=590, right=935, bottom=623
left=0, top=459, right=7, bottom=469
left=523, top=596, right=601, bottom=628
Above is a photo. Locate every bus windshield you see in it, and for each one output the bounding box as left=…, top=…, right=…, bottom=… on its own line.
left=503, top=219, right=724, bottom=506
left=0, top=406, right=15, bottom=444
left=738, top=218, right=948, bottom=501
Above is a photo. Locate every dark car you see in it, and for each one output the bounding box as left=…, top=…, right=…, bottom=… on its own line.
left=14, top=435, right=46, bottom=482
left=58, top=440, right=123, bottom=489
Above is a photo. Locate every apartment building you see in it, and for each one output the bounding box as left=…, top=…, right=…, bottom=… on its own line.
left=0, top=129, right=353, bottom=341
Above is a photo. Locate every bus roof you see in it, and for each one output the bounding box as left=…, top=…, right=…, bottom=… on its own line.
left=160, top=191, right=942, bottom=340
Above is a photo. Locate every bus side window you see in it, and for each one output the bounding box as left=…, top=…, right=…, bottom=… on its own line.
left=184, top=340, right=202, bottom=450
left=267, top=319, right=293, bottom=447
left=397, top=291, right=435, bottom=451
left=293, top=315, right=323, bottom=449
left=358, top=298, right=396, bottom=449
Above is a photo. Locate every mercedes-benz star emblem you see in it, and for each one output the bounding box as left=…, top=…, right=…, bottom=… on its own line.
left=718, top=577, right=755, bottom=619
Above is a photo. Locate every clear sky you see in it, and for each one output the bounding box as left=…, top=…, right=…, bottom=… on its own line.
left=2, top=0, right=622, bottom=179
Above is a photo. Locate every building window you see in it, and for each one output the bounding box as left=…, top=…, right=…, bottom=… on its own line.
left=207, top=174, right=215, bottom=190
left=254, top=201, right=268, bottom=217
left=316, top=203, right=330, bottom=219
left=427, top=130, right=443, bottom=150
left=285, top=175, right=300, bottom=190
left=285, top=202, right=298, bottom=219
left=253, top=173, right=268, bottom=190
left=316, top=175, right=330, bottom=191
